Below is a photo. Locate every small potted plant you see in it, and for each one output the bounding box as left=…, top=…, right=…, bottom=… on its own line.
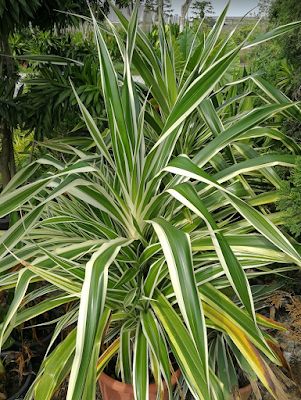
left=0, top=4, right=300, bottom=400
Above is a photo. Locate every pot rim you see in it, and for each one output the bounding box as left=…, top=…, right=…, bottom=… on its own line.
left=99, top=373, right=252, bottom=396
left=239, top=383, right=252, bottom=394
left=99, top=369, right=181, bottom=391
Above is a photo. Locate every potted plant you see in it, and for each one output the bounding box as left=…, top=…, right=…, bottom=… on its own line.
left=0, top=3, right=301, bottom=399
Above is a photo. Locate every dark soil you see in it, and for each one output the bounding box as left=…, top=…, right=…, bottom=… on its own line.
left=0, top=296, right=69, bottom=400
left=1, top=351, right=33, bottom=400
left=52, top=380, right=102, bottom=400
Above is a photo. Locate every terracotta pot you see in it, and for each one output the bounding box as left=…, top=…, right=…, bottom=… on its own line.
left=99, top=372, right=252, bottom=400
left=99, top=370, right=181, bottom=400
left=237, top=384, right=253, bottom=400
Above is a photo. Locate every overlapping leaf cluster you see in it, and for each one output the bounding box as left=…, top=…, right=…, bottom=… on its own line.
left=1, top=3, right=301, bottom=399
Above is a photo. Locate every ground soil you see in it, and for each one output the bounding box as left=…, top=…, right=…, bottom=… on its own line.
left=52, top=381, right=102, bottom=400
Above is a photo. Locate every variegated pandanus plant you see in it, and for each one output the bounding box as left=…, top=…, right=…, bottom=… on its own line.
left=1, top=2, right=301, bottom=399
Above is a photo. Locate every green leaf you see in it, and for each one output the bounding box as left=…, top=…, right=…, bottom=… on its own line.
left=141, top=310, right=171, bottom=396
left=193, top=103, right=297, bottom=167
left=0, top=206, right=44, bottom=260
left=168, top=183, right=255, bottom=318
left=244, top=20, right=301, bottom=49
left=1, top=162, right=40, bottom=194
left=150, top=218, right=208, bottom=380
left=92, top=15, right=133, bottom=182
left=66, top=239, right=129, bottom=400
left=150, top=44, right=241, bottom=153
left=151, top=293, right=210, bottom=400
left=71, top=82, right=114, bottom=166
left=120, top=325, right=132, bottom=384
left=133, top=323, right=148, bottom=400
left=34, top=330, right=77, bottom=400
left=0, top=181, right=47, bottom=218
left=165, top=156, right=301, bottom=266
left=200, top=283, right=277, bottom=363
left=0, top=269, right=34, bottom=348
left=251, top=76, right=301, bottom=122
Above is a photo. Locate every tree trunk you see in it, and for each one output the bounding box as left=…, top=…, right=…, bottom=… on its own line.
left=156, top=0, right=164, bottom=23
left=180, top=0, right=192, bottom=31
left=0, top=34, right=16, bottom=189
left=0, top=124, right=15, bottom=187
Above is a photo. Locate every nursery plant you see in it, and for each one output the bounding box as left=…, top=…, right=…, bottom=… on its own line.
left=1, top=3, right=301, bottom=399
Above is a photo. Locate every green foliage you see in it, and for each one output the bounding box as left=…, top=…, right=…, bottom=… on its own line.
left=249, top=41, right=283, bottom=83
left=191, top=0, right=213, bottom=19
left=278, top=157, right=301, bottom=238
left=258, top=0, right=271, bottom=17
left=270, top=0, right=301, bottom=66
left=232, top=23, right=265, bottom=46
left=276, top=59, right=301, bottom=96
left=0, top=0, right=40, bottom=35
left=13, top=129, right=35, bottom=169
left=1, top=6, right=301, bottom=400
left=247, top=0, right=301, bottom=96
left=148, top=23, right=180, bottom=48
left=0, top=0, right=109, bottom=34
left=12, top=29, right=106, bottom=141
left=0, top=0, right=110, bottom=186
left=246, top=1, right=301, bottom=145
left=145, top=0, right=174, bottom=18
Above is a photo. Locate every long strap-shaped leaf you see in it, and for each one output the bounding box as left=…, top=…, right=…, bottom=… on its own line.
left=120, top=324, right=132, bottom=384
left=82, top=309, right=112, bottom=399
left=243, top=20, right=301, bottom=49
left=165, top=156, right=301, bottom=265
left=151, top=293, right=210, bottom=400
left=133, top=323, right=149, bottom=400
left=193, top=103, right=296, bottom=167
left=0, top=162, right=96, bottom=218
left=0, top=181, right=47, bottom=219
left=66, top=238, right=130, bottom=400
left=141, top=310, right=172, bottom=398
left=92, top=15, right=133, bottom=186
left=202, top=292, right=286, bottom=400
left=14, top=295, right=77, bottom=329
left=111, top=4, right=170, bottom=115
left=232, top=142, right=283, bottom=188
left=0, top=269, right=34, bottom=348
left=200, top=283, right=277, bottom=363
left=239, top=127, right=301, bottom=154
left=251, top=76, right=301, bottom=121
left=150, top=218, right=208, bottom=383
left=192, top=1, right=230, bottom=78
left=213, top=153, right=296, bottom=184
left=71, top=82, right=114, bottom=167
left=34, top=329, right=77, bottom=400
left=0, top=205, right=44, bottom=260
left=149, top=44, right=242, bottom=154
left=168, top=183, right=255, bottom=318
left=1, top=162, right=40, bottom=194
left=141, top=42, right=245, bottom=186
